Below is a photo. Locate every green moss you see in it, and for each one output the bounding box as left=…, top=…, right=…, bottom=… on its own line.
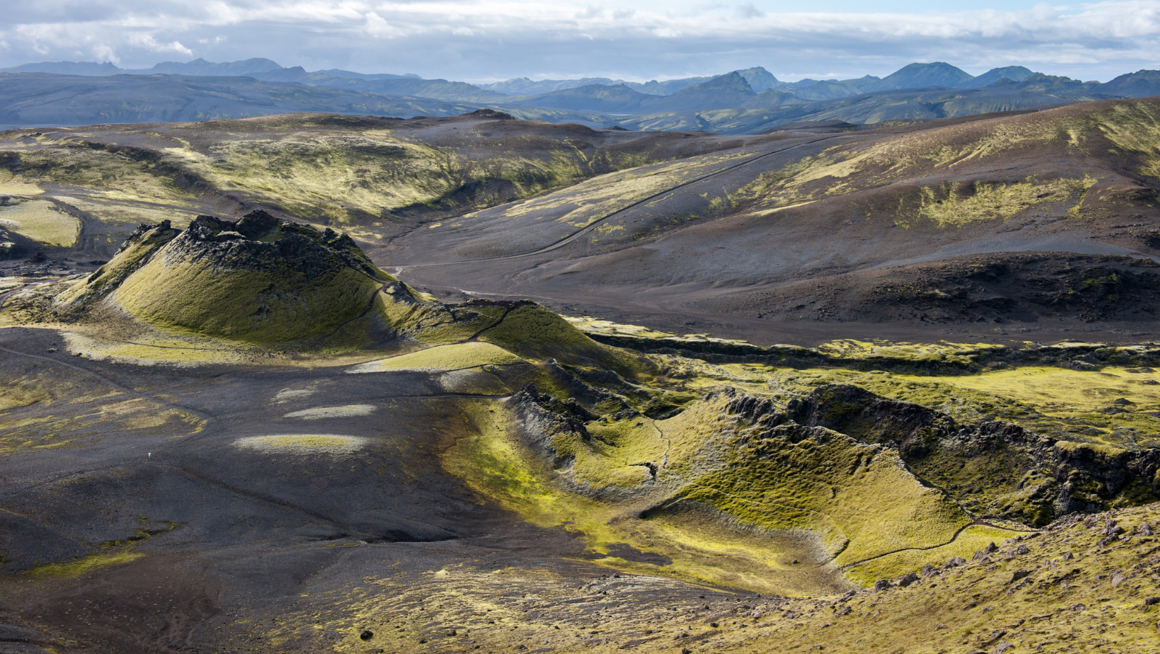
left=56, top=221, right=180, bottom=306
left=895, top=176, right=1094, bottom=229
left=842, top=524, right=1023, bottom=585
left=0, top=199, right=82, bottom=247
left=24, top=551, right=145, bottom=578
left=113, top=257, right=382, bottom=343
left=348, top=342, right=522, bottom=373
left=683, top=426, right=971, bottom=566
left=233, top=434, right=368, bottom=457
left=479, top=303, right=656, bottom=380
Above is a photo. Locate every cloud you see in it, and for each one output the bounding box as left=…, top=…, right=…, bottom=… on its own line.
left=128, top=34, right=193, bottom=56
left=576, top=5, right=604, bottom=19
left=0, top=0, right=1156, bottom=82
left=92, top=43, right=119, bottom=63
left=736, top=3, right=763, bottom=19
left=365, top=12, right=399, bottom=38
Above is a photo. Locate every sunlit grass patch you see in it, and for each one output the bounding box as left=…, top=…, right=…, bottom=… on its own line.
left=24, top=551, right=145, bottom=578
left=0, top=171, right=43, bottom=196
left=233, top=434, right=369, bottom=457
left=283, top=404, right=376, bottom=419
left=564, top=315, right=676, bottom=339
left=896, top=176, right=1095, bottom=228
left=347, top=342, right=523, bottom=373
left=113, top=259, right=383, bottom=343
left=52, top=195, right=198, bottom=228
left=842, top=523, right=1025, bottom=585
left=0, top=200, right=81, bottom=247
left=61, top=332, right=253, bottom=366
left=901, top=365, right=1160, bottom=447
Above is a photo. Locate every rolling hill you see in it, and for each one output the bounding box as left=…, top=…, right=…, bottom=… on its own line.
left=1, top=94, right=1159, bottom=654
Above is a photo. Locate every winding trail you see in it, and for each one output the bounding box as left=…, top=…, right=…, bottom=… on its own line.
left=0, top=342, right=213, bottom=426
left=395, top=133, right=850, bottom=269
left=838, top=519, right=1032, bottom=570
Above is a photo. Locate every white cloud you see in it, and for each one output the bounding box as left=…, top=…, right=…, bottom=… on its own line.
left=736, top=3, right=763, bottom=19
left=92, top=43, right=119, bottom=63
left=0, top=1, right=1157, bottom=81
left=128, top=34, right=193, bottom=56
left=576, top=5, right=604, bottom=19
left=364, top=12, right=399, bottom=38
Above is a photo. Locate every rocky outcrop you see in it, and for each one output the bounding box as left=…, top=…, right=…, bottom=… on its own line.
left=508, top=383, right=592, bottom=467
left=161, top=211, right=389, bottom=282
left=721, top=385, right=1160, bottom=526
left=55, top=211, right=400, bottom=343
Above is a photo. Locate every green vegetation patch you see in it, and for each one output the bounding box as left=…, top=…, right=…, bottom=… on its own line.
left=233, top=434, right=369, bottom=457
left=683, top=423, right=972, bottom=566
left=56, top=221, right=180, bottom=306
left=283, top=404, right=376, bottom=419
left=24, top=551, right=145, bottom=578
left=480, top=304, right=656, bottom=380
left=842, top=523, right=1023, bottom=585
left=898, top=176, right=1095, bottom=228
left=0, top=200, right=81, bottom=247
left=347, top=342, right=522, bottom=373
left=113, top=258, right=381, bottom=343
left=1097, top=100, right=1160, bottom=178
left=444, top=388, right=974, bottom=595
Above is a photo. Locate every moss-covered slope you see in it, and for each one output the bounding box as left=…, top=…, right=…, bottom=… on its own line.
left=60, top=211, right=397, bottom=343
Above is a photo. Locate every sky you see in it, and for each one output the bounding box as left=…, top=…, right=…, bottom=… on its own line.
left=1, top=1, right=1158, bottom=83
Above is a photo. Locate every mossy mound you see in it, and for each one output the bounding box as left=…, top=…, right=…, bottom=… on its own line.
left=347, top=342, right=523, bottom=373
left=55, top=220, right=181, bottom=306
left=60, top=211, right=398, bottom=343
left=478, top=302, right=657, bottom=379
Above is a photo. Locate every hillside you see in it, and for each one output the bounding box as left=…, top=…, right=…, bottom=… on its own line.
left=510, top=84, right=656, bottom=113
left=1, top=99, right=1159, bottom=653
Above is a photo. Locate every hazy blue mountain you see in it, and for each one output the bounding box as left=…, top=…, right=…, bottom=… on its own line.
left=311, top=77, right=508, bottom=103
left=0, top=61, right=124, bottom=75
left=511, top=72, right=757, bottom=113
left=315, top=69, right=421, bottom=80
left=246, top=68, right=505, bottom=102
left=481, top=75, right=712, bottom=96
left=481, top=77, right=632, bottom=95
left=739, top=88, right=807, bottom=109
left=0, top=73, right=607, bottom=127
left=3, top=58, right=1157, bottom=135
left=1096, top=70, right=1160, bottom=98
left=788, top=80, right=867, bottom=101
left=734, top=67, right=780, bottom=92
left=1009, top=73, right=1101, bottom=96
left=870, top=62, right=973, bottom=91
left=959, top=66, right=1036, bottom=88
left=645, top=72, right=756, bottom=111
left=613, top=85, right=1090, bottom=134
left=145, top=58, right=282, bottom=76
left=630, top=77, right=713, bottom=95
left=510, top=84, right=653, bottom=113
left=249, top=66, right=312, bottom=82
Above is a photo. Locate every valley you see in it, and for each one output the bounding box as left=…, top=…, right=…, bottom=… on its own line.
left=1, top=98, right=1159, bottom=653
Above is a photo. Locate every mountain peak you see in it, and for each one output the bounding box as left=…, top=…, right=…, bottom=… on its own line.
left=875, top=62, right=974, bottom=91
left=733, top=66, right=780, bottom=92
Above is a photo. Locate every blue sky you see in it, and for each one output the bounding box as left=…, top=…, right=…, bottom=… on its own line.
left=2, top=1, right=1157, bottom=82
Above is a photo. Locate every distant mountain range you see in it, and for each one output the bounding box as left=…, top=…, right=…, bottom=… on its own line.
left=1, top=58, right=1158, bottom=133
left=0, top=73, right=605, bottom=128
